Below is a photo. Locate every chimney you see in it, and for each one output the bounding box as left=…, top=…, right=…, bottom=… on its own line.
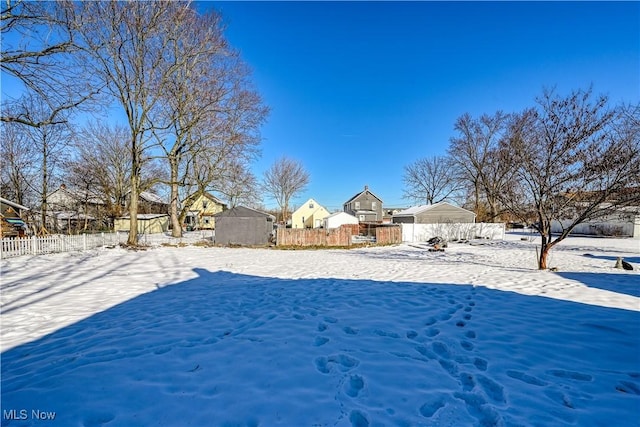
left=364, top=185, right=368, bottom=191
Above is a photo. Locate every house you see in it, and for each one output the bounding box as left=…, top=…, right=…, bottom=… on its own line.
left=214, top=206, right=275, bottom=246
left=343, top=185, right=384, bottom=222
left=137, top=191, right=169, bottom=215
left=392, top=202, right=476, bottom=224
left=114, top=214, right=169, bottom=234
left=183, top=192, right=227, bottom=230
left=0, top=197, right=30, bottom=238
left=47, top=184, right=106, bottom=232
left=323, top=211, right=359, bottom=229
left=552, top=207, right=640, bottom=239
left=291, top=198, right=330, bottom=229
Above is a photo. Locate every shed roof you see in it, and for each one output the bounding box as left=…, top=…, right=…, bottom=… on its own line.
left=325, top=211, right=358, bottom=220
left=394, top=202, right=476, bottom=217
left=214, top=206, right=275, bottom=220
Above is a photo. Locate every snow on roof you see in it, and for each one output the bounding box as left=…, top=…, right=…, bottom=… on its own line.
left=325, top=211, right=357, bottom=219
left=394, top=202, right=475, bottom=216
left=117, top=214, right=168, bottom=220
left=0, top=197, right=30, bottom=211
left=140, top=191, right=167, bottom=204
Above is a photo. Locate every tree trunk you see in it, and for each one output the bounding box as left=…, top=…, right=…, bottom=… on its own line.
left=538, top=243, right=550, bottom=270
left=538, top=230, right=556, bottom=270
left=169, top=155, right=182, bottom=237
left=127, top=149, right=140, bottom=246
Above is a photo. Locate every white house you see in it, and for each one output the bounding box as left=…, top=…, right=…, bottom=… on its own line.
left=323, top=211, right=359, bottom=229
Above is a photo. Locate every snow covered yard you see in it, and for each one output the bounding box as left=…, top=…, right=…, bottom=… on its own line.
left=1, top=234, right=639, bottom=426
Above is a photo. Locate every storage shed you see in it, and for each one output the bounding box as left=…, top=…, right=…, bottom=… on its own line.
left=323, top=211, right=359, bottom=229
left=113, top=214, right=169, bottom=234
left=214, top=206, right=275, bottom=246
left=392, top=202, right=476, bottom=224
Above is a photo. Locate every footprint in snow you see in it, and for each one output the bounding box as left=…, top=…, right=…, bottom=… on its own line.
left=313, top=336, right=329, bottom=347
left=506, top=370, right=548, bottom=386
left=314, top=354, right=360, bottom=374
left=547, top=369, right=593, bottom=382
left=345, top=374, right=365, bottom=397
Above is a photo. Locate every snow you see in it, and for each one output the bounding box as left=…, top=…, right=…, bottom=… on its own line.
left=1, top=233, right=639, bottom=426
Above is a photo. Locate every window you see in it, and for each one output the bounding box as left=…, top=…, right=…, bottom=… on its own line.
left=309, top=202, right=314, bottom=209
left=355, top=201, right=360, bottom=210
left=372, top=202, right=377, bottom=210
left=359, top=215, right=365, bottom=221
left=203, top=201, right=208, bottom=209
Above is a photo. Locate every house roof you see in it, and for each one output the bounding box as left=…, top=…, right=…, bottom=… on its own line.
left=293, top=198, right=328, bottom=215
left=325, top=211, right=358, bottom=219
left=214, top=206, right=275, bottom=220
left=117, top=214, right=169, bottom=220
left=394, top=202, right=476, bottom=217
left=0, top=197, right=30, bottom=211
left=344, top=186, right=383, bottom=205
left=48, top=185, right=105, bottom=205
left=140, top=191, right=167, bottom=204
left=185, top=191, right=227, bottom=207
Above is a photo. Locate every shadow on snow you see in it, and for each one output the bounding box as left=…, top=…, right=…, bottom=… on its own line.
left=2, top=269, right=639, bottom=427
left=557, top=271, right=640, bottom=298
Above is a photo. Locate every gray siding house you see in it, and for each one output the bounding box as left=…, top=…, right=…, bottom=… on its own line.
left=214, top=206, right=275, bottom=246
left=392, top=202, right=476, bottom=224
left=343, top=185, right=384, bottom=222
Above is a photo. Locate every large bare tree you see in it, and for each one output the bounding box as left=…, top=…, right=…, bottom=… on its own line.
left=263, top=156, right=310, bottom=224
left=501, top=88, right=640, bottom=269
left=402, top=155, right=460, bottom=205
left=449, top=112, right=515, bottom=222
left=152, top=7, right=267, bottom=236
left=73, top=1, right=190, bottom=245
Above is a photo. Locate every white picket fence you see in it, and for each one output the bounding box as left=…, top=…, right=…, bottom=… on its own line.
left=0, top=233, right=128, bottom=259
left=0, top=230, right=216, bottom=259
left=401, top=223, right=506, bottom=243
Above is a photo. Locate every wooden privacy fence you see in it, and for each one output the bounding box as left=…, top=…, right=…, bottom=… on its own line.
left=276, top=224, right=401, bottom=247
left=0, top=233, right=127, bottom=259
left=375, top=226, right=402, bottom=245
left=276, top=224, right=355, bottom=247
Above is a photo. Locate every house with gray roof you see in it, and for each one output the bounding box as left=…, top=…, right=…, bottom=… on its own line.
left=343, top=185, right=383, bottom=222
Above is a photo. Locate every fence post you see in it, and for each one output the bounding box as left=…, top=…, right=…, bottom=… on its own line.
left=32, top=235, right=37, bottom=255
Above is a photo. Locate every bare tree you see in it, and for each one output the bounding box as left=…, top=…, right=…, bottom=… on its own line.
left=501, top=88, right=640, bottom=269
left=402, top=155, right=460, bottom=205
left=1, top=0, right=97, bottom=127
left=218, top=162, right=261, bottom=208
left=152, top=7, right=267, bottom=237
left=0, top=119, right=38, bottom=206
left=449, top=112, right=515, bottom=222
left=73, top=1, right=192, bottom=245
left=263, top=156, right=310, bottom=224
left=66, top=122, right=135, bottom=228
left=5, top=95, right=73, bottom=233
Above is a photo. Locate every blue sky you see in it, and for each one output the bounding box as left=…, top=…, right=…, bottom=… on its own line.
left=205, top=1, right=639, bottom=212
